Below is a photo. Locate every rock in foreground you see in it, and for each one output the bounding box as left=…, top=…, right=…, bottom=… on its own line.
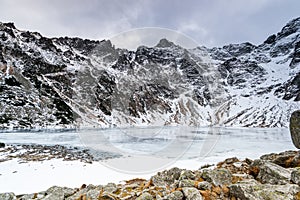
left=2, top=150, right=300, bottom=200
left=290, top=110, right=300, bottom=148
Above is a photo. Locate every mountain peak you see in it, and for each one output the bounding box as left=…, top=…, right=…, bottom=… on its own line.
left=155, top=38, right=176, bottom=48
left=286, top=17, right=300, bottom=28
left=0, top=22, right=16, bottom=29
left=277, top=17, right=300, bottom=40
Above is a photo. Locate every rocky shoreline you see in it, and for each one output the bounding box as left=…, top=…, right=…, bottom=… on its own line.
left=1, top=149, right=300, bottom=200
left=0, top=143, right=120, bottom=164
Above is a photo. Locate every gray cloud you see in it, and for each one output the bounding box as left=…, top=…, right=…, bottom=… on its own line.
left=0, top=0, right=299, bottom=48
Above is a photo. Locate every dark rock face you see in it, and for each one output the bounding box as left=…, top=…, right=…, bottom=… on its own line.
left=291, top=41, right=300, bottom=68
left=0, top=17, right=299, bottom=129
left=222, top=42, right=256, bottom=57
left=218, top=58, right=266, bottom=87
left=264, top=34, right=276, bottom=44
left=209, top=42, right=256, bottom=60
left=265, top=17, right=300, bottom=58
left=290, top=110, right=300, bottom=148
left=274, top=73, right=300, bottom=101
left=277, top=17, right=300, bottom=40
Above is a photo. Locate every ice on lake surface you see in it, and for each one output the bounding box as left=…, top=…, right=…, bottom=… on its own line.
left=0, top=126, right=294, bottom=173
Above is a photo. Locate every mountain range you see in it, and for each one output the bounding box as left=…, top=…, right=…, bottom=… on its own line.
left=0, top=17, right=299, bottom=129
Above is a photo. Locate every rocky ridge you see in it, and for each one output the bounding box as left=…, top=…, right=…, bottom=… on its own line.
left=1, top=150, right=300, bottom=200
left=0, top=18, right=300, bottom=129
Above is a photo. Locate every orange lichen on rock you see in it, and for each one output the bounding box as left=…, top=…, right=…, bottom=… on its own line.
left=212, top=186, right=222, bottom=195
left=248, top=166, right=260, bottom=178
left=200, top=190, right=211, bottom=200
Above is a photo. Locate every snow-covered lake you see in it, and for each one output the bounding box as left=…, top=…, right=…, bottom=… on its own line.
left=0, top=127, right=295, bottom=194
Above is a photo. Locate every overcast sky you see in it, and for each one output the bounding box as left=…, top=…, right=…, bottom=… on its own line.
left=0, top=0, right=299, bottom=49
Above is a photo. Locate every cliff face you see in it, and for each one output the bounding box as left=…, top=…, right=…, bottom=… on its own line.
left=0, top=18, right=299, bottom=129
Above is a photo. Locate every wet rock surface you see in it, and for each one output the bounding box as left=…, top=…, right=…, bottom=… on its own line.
left=2, top=150, right=300, bottom=199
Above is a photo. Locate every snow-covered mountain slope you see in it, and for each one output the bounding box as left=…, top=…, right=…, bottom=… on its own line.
left=0, top=18, right=299, bottom=129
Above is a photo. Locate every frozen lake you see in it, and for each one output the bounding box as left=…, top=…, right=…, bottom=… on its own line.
left=0, top=126, right=295, bottom=173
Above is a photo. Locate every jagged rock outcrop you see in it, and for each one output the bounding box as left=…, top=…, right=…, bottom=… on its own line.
left=0, top=17, right=300, bottom=129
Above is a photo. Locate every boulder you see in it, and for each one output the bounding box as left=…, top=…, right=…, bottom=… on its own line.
left=66, top=184, right=102, bottom=200
left=179, top=170, right=195, bottom=180
left=251, top=159, right=291, bottom=184
left=151, top=167, right=182, bottom=187
left=0, top=142, right=5, bottom=148
left=178, top=179, right=196, bottom=188
left=163, top=191, right=184, bottom=200
left=230, top=179, right=300, bottom=200
left=202, top=168, right=232, bottom=186
left=0, top=193, right=16, bottom=200
left=182, top=187, right=203, bottom=200
left=196, top=181, right=212, bottom=190
left=18, top=193, right=46, bottom=199
left=103, top=183, right=117, bottom=193
left=43, top=186, right=76, bottom=200
left=290, top=110, right=300, bottom=148
left=137, top=192, right=153, bottom=200
left=291, top=167, right=300, bottom=185
left=85, top=188, right=102, bottom=199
